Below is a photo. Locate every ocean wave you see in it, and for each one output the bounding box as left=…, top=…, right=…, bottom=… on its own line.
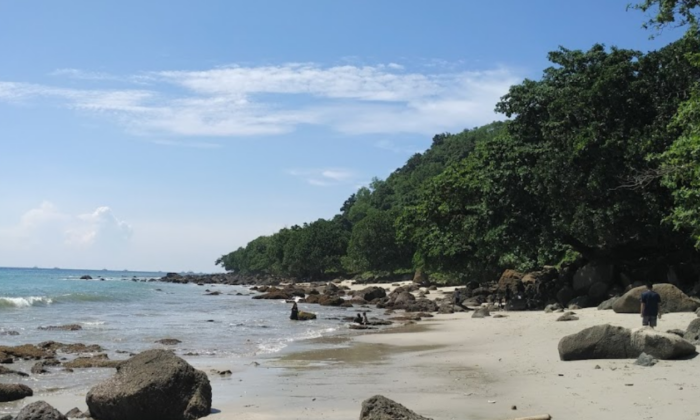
left=0, top=296, right=53, bottom=308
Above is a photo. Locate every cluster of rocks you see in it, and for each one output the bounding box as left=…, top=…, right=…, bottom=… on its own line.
left=558, top=321, right=699, bottom=361
left=0, top=350, right=212, bottom=420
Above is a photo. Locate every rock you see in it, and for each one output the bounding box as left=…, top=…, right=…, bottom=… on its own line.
left=297, top=311, right=317, bottom=321
left=0, top=345, right=54, bottom=360
left=557, top=312, right=579, bottom=322
left=38, top=324, right=82, bottom=331
left=359, top=395, right=433, bottom=420
left=497, top=269, right=524, bottom=292
left=0, top=330, right=20, bottom=336
left=15, top=401, right=67, bottom=420
left=568, top=295, right=592, bottom=308
left=684, top=318, right=700, bottom=343
left=573, top=262, right=614, bottom=294
left=597, top=296, right=619, bottom=310
left=80, top=275, right=92, bottom=280
left=251, top=288, right=291, bottom=300
left=557, top=286, right=574, bottom=306
left=521, top=266, right=558, bottom=284
left=0, top=383, right=33, bottom=402
left=506, top=296, right=528, bottom=311
left=634, top=352, right=658, bottom=367
left=64, top=408, right=85, bottom=418
left=0, top=366, right=28, bottom=376
left=31, top=359, right=60, bottom=374
left=559, top=324, right=697, bottom=361
left=667, top=329, right=686, bottom=338
left=403, top=299, right=438, bottom=313
left=588, top=281, right=609, bottom=302
left=356, top=287, right=387, bottom=302
left=631, top=328, right=696, bottom=359
left=63, top=354, right=121, bottom=369
left=472, top=307, right=490, bottom=318
left=544, top=303, right=561, bottom=313
left=613, top=284, right=700, bottom=313
left=86, top=349, right=211, bottom=420
left=155, top=338, right=182, bottom=345
left=558, top=324, right=633, bottom=361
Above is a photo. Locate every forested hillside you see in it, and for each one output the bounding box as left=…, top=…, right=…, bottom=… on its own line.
left=218, top=2, right=700, bottom=284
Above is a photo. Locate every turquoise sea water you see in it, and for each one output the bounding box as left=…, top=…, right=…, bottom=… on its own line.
left=0, top=266, right=359, bottom=405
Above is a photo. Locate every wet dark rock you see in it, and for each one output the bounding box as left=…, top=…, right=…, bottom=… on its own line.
left=0, top=345, right=54, bottom=360
left=155, top=338, right=182, bottom=346
left=80, top=275, right=92, bottom=280
left=38, top=324, right=82, bottom=331
left=15, top=401, right=67, bottom=420
left=86, top=349, right=211, bottom=420
left=63, top=354, right=121, bottom=369
left=0, top=366, right=28, bottom=377
left=0, top=383, right=33, bottom=402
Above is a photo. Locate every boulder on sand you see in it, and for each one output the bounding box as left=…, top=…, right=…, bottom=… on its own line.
left=359, top=395, right=433, bottom=420
left=612, top=283, right=700, bottom=313
left=0, top=383, right=33, bottom=402
left=86, top=349, right=211, bottom=420
left=15, top=401, right=67, bottom=420
left=684, top=318, right=700, bottom=343
left=559, top=324, right=697, bottom=361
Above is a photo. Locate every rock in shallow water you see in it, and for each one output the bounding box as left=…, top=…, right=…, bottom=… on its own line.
left=86, top=349, right=211, bottom=420
left=15, top=401, right=66, bottom=420
left=0, top=383, right=33, bottom=402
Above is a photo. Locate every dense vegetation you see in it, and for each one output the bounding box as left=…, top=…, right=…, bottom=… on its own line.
left=217, top=3, right=700, bottom=283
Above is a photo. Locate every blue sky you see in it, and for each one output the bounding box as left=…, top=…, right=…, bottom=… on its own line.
left=0, top=1, right=682, bottom=272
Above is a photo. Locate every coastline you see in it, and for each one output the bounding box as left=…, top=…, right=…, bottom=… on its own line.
left=4, top=280, right=700, bottom=420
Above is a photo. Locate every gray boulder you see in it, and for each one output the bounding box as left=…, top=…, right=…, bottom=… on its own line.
left=557, top=312, right=579, bottom=322
left=15, top=401, right=67, bottom=420
left=359, top=395, right=433, bottom=420
left=559, top=324, right=697, bottom=361
left=597, top=296, right=619, bottom=310
left=613, top=283, right=699, bottom=313
left=86, top=349, right=211, bottom=420
left=559, top=324, right=633, bottom=361
left=573, top=263, right=614, bottom=294
left=0, top=383, right=33, bottom=402
left=471, top=307, right=490, bottom=318
left=630, top=328, right=696, bottom=360
left=684, top=318, right=700, bottom=343
left=357, top=287, right=387, bottom=302
left=634, top=352, right=658, bottom=367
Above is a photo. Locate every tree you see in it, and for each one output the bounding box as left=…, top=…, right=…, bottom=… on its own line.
left=344, top=210, right=412, bottom=273
left=631, top=0, right=700, bottom=32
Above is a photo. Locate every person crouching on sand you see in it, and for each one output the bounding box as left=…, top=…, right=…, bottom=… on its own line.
left=640, top=282, right=661, bottom=328
left=290, top=302, right=299, bottom=320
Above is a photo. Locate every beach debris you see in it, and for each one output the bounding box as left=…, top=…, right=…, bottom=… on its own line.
left=0, top=383, right=33, bottom=402
left=15, top=401, right=66, bottom=420
left=625, top=383, right=634, bottom=386
left=488, top=400, right=497, bottom=404
left=634, top=352, right=658, bottom=367
left=87, top=349, right=211, bottom=420
left=359, top=395, right=433, bottom=420
left=512, top=405, right=517, bottom=410
left=594, top=365, right=601, bottom=369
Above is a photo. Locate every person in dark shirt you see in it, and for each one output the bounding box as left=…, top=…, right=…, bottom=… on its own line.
left=640, top=283, right=662, bottom=328
left=290, top=302, right=299, bottom=320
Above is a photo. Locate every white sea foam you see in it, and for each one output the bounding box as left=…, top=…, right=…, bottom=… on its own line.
left=0, top=296, right=53, bottom=308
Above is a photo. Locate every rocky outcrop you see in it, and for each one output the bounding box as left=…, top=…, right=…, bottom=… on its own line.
left=15, top=401, right=67, bottom=420
left=0, top=344, right=54, bottom=360
left=0, top=366, right=28, bottom=377
left=597, top=296, right=619, bottom=310
left=359, top=395, right=433, bottom=420
left=297, top=311, right=317, bottom=320
left=613, top=284, right=700, bottom=313
left=559, top=324, right=697, bottom=361
left=573, top=262, right=614, bottom=295
left=355, top=287, right=387, bottom=302
left=156, top=338, right=182, bottom=345
left=684, top=318, right=700, bottom=343
left=0, top=383, right=33, bottom=402
left=497, top=269, right=524, bottom=292
left=63, top=354, right=121, bottom=369
left=86, top=349, right=211, bottom=420
left=38, top=324, right=82, bottom=331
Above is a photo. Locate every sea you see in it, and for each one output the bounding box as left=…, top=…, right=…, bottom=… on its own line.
left=0, top=266, right=366, bottom=409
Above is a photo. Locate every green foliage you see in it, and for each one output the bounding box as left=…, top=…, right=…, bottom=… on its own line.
left=343, top=210, right=412, bottom=273
left=631, top=0, right=700, bottom=32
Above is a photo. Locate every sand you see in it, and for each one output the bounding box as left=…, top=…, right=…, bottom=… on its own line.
left=6, top=287, right=700, bottom=420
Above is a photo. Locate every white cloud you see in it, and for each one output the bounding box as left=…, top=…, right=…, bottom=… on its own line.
left=0, top=62, right=521, bottom=137
left=289, top=168, right=358, bottom=187
left=65, top=206, right=133, bottom=247
left=151, top=139, right=223, bottom=149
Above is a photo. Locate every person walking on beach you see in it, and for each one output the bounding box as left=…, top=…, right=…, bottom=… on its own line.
left=640, top=282, right=661, bottom=328
left=362, top=311, right=369, bottom=325
left=290, top=302, right=299, bottom=320
left=453, top=288, right=462, bottom=310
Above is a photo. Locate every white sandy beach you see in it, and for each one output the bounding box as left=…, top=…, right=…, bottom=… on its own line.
left=7, top=284, right=700, bottom=420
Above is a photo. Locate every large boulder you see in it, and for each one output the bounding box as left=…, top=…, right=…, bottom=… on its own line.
left=684, top=318, right=700, bottom=343
left=612, top=283, right=700, bottom=313
left=559, top=324, right=632, bottom=361
left=86, top=349, right=211, bottom=420
left=573, top=262, right=614, bottom=294
left=356, top=287, right=387, bottom=302
left=497, top=269, right=524, bottom=292
left=597, top=296, right=619, bottom=310
left=630, top=328, right=696, bottom=359
left=359, top=395, right=433, bottom=420
left=15, top=401, right=67, bottom=420
left=0, top=383, right=33, bottom=402
left=559, top=324, right=697, bottom=361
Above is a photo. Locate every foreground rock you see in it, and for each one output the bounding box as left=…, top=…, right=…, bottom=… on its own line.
left=86, top=349, right=211, bottom=420
left=559, top=324, right=697, bottom=361
left=613, top=284, right=700, bottom=313
left=15, top=401, right=67, bottom=420
left=0, top=383, right=33, bottom=402
left=359, top=395, right=433, bottom=420
left=684, top=318, right=700, bottom=343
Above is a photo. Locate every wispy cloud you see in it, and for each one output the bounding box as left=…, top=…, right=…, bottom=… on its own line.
left=0, top=62, right=521, bottom=137
left=151, top=139, right=223, bottom=149
left=289, top=168, right=358, bottom=187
